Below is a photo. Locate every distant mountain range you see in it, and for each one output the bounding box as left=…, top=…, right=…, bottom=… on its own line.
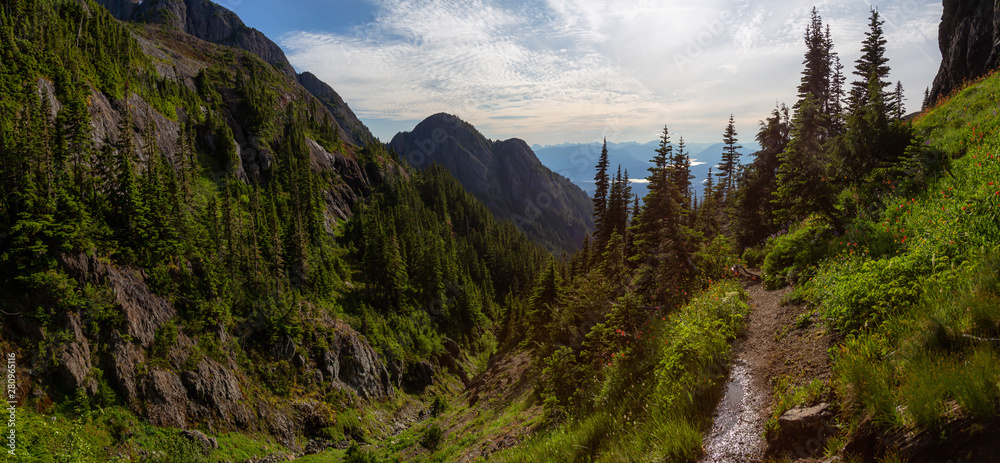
left=391, top=114, right=594, bottom=254
left=533, top=140, right=761, bottom=200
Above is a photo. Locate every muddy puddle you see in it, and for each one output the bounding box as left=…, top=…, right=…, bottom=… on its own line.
left=698, top=359, right=767, bottom=462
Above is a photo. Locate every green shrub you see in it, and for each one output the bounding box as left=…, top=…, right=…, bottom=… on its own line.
left=810, top=253, right=930, bottom=332
left=344, top=441, right=378, bottom=463
left=833, top=334, right=900, bottom=428
left=741, top=246, right=766, bottom=268
left=322, top=408, right=363, bottom=442
left=420, top=423, right=444, bottom=451
left=762, top=217, right=833, bottom=287
left=430, top=394, right=448, bottom=417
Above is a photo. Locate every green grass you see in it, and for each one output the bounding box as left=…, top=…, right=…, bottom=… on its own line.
left=1, top=406, right=315, bottom=463
left=794, top=68, right=1000, bottom=442
left=493, top=281, right=750, bottom=462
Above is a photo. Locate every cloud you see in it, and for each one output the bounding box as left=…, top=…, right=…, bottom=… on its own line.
left=281, top=0, right=942, bottom=145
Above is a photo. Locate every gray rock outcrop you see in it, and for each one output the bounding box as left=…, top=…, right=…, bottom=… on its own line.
left=320, top=325, right=394, bottom=400
left=929, top=0, right=1000, bottom=103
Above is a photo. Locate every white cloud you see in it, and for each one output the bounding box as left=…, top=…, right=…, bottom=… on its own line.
left=282, top=0, right=942, bottom=145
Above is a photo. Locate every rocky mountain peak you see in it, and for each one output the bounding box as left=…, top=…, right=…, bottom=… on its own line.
left=390, top=114, right=594, bottom=254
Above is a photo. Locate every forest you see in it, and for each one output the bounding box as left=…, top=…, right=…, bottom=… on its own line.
left=0, top=1, right=998, bottom=462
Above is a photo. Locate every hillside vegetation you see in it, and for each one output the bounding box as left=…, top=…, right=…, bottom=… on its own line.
left=1, top=1, right=999, bottom=462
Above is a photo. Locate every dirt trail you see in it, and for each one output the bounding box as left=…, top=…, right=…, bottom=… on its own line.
left=699, top=278, right=834, bottom=463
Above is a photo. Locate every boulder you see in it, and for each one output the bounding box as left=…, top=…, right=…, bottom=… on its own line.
left=180, top=429, right=218, bottom=451
left=767, top=402, right=836, bottom=459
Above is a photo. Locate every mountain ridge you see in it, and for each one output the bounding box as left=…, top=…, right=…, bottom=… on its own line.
left=390, top=113, right=594, bottom=254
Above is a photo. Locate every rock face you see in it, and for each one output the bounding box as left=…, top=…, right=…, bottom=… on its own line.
left=297, top=72, right=374, bottom=146
left=929, top=0, right=1000, bottom=103
left=54, top=313, right=97, bottom=395
left=320, top=325, right=394, bottom=400
left=94, top=0, right=295, bottom=76
left=51, top=253, right=397, bottom=441
left=390, top=113, right=594, bottom=254
left=94, top=0, right=376, bottom=152
left=306, top=137, right=372, bottom=222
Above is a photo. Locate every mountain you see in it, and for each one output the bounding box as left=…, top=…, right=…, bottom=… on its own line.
left=95, top=0, right=373, bottom=146
left=390, top=113, right=594, bottom=254
left=929, top=0, right=1000, bottom=103
left=0, top=0, right=552, bottom=456
left=95, top=0, right=295, bottom=76
left=534, top=140, right=760, bottom=200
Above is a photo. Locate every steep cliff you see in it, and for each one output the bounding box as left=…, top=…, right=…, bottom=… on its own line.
left=390, top=113, right=594, bottom=254
left=928, top=0, right=1000, bottom=103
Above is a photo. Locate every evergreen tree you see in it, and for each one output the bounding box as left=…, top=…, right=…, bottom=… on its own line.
left=797, top=8, right=832, bottom=116
left=732, top=104, right=790, bottom=248
left=849, top=8, right=890, bottom=113
left=922, top=86, right=931, bottom=110
left=592, top=139, right=610, bottom=246
left=893, top=81, right=905, bottom=119
left=715, top=115, right=742, bottom=198
left=773, top=95, right=838, bottom=227
left=669, top=136, right=694, bottom=212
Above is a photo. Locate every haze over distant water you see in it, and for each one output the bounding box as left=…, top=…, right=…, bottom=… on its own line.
left=534, top=140, right=761, bottom=200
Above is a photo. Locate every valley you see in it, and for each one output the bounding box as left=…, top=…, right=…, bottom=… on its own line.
left=1, top=1, right=998, bottom=463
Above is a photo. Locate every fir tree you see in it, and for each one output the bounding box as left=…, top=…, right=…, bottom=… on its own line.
left=669, top=136, right=694, bottom=212
left=850, top=8, right=891, bottom=113
left=715, top=115, right=742, bottom=198
left=773, top=95, right=838, bottom=227
left=592, top=139, right=610, bottom=241
left=893, top=81, right=905, bottom=119
left=731, top=104, right=790, bottom=248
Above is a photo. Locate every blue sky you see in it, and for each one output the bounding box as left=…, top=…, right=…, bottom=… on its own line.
left=225, top=0, right=942, bottom=146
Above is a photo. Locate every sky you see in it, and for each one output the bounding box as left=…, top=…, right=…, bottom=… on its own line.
left=225, top=0, right=943, bottom=146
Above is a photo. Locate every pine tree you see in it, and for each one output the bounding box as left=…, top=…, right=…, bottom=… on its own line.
left=592, top=139, right=611, bottom=247
left=922, top=86, right=931, bottom=110
left=797, top=9, right=831, bottom=115
left=893, top=81, right=905, bottom=119
left=715, top=114, right=742, bottom=198
left=773, top=95, right=839, bottom=227
left=669, top=136, right=694, bottom=212
left=643, top=126, right=673, bottom=227
left=731, top=104, right=790, bottom=248
left=850, top=8, right=891, bottom=113
left=828, top=36, right=847, bottom=136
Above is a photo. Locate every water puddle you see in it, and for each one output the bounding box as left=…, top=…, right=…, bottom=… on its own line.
left=698, top=359, right=766, bottom=462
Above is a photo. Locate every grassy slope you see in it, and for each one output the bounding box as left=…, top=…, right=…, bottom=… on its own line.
left=774, top=69, right=1000, bottom=458
left=486, top=281, right=750, bottom=463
